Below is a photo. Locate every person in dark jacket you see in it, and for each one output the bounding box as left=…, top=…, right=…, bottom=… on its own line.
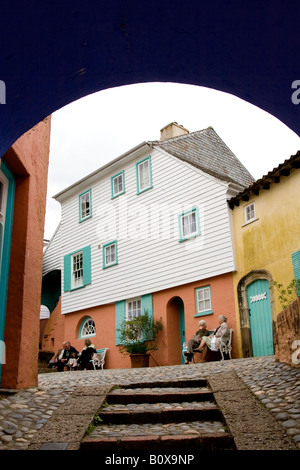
left=55, top=341, right=79, bottom=372
left=184, top=320, right=210, bottom=364
left=77, top=338, right=97, bottom=370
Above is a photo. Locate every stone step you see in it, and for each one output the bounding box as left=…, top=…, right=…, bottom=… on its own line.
left=81, top=423, right=235, bottom=451
left=99, top=405, right=222, bottom=425
left=107, top=387, right=213, bottom=404
left=80, top=379, right=236, bottom=451
left=104, top=400, right=216, bottom=412
left=118, top=379, right=208, bottom=389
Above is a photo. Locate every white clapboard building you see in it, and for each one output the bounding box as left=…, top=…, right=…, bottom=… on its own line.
left=41, top=123, right=254, bottom=367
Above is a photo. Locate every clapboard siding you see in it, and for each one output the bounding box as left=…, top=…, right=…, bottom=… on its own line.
left=42, top=223, right=62, bottom=276
left=59, top=148, right=236, bottom=314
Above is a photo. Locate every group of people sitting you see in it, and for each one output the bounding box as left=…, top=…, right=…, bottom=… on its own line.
left=50, top=339, right=98, bottom=371
left=183, top=315, right=230, bottom=364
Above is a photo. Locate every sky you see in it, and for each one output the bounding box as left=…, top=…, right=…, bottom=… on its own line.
left=44, top=82, right=300, bottom=240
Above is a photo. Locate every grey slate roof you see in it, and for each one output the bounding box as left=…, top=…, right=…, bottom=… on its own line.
left=150, top=127, right=254, bottom=188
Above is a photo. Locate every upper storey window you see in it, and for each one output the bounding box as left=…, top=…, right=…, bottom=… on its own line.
left=136, top=156, right=152, bottom=194
left=79, top=189, right=92, bottom=222
left=178, top=207, right=201, bottom=242
left=244, top=202, right=256, bottom=224
left=111, top=171, right=125, bottom=198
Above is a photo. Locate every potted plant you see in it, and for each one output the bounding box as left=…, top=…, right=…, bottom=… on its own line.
left=117, top=311, right=163, bottom=368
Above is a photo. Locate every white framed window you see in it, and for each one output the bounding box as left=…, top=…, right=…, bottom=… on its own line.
left=111, top=171, right=125, bottom=198
left=178, top=207, right=200, bottom=241
left=79, top=189, right=92, bottom=222
left=127, top=298, right=142, bottom=320
left=72, top=251, right=83, bottom=289
left=244, top=202, right=256, bottom=224
left=79, top=317, right=96, bottom=338
left=103, top=241, right=118, bottom=268
left=64, top=246, right=91, bottom=292
left=136, top=156, right=152, bottom=194
left=195, top=286, right=213, bottom=316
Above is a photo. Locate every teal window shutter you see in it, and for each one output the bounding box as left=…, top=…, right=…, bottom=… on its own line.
left=292, top=250, right=300, bottom=296
left=142, top=294, right=153, bottom=340
left=141, top=294, right=153, bottom=319
left=82, top=245, right=91, bottom=286
left=63, top=254, right=71, bottom=292
left=115, top=300, right=126, bottom=345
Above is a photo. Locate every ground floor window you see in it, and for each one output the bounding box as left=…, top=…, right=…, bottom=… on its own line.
left=79, top=317, right=96, bottom=338
left=195, top=286, right=213, bottom=316
left=127, top=298, right=142, bottom=320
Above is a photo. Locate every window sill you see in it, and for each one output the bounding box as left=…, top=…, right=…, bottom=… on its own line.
left=194, top=310, right=213, bottom=317
left=137, top=185, right=153, bottom=195
left=70, top=284, right=86, bottom=292
left=103, top=262, right=118, bottom=269
left=242, top=217, right=259, bottom=227
left=179, top=233, right=200, bottom=243
left=78, top=333, right=96, bottom=339
left=79, top=215, right=92, bottom=224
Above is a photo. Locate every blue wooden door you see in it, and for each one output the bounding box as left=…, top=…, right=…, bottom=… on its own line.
left=247, top=279, right=274, bottom=356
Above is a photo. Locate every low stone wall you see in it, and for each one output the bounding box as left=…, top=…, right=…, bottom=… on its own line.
left=275, top=298, right=300, bottom=368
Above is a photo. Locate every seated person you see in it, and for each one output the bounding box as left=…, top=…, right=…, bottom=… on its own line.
left=77, top=338, right=97, bottom=370
left=195, top=315, right=230, bottom=353
left=66, top=352, right=78, bottom=371
left=53, top=341, right=79, bottom=372
left=184, top=320, right=210, bottom=364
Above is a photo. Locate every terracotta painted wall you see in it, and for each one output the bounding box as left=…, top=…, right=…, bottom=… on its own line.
left=41, top=298, right=65, bottom=354
left=153, top=273, right=238, bottom=364
left=2, top=118, right=51, bottom=388
left=42, top=272, right=237, bottom=369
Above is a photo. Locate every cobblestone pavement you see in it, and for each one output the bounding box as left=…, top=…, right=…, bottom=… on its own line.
left=0, top=355, right=299, bottom=450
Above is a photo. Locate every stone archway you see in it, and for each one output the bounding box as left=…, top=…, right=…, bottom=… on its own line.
left=237, top=270, right=276, bottom=357
left=1, top=2, right=300, bottom=159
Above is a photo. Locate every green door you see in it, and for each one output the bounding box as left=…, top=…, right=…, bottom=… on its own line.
left=247, top=279, right=274, bottom=356
left=0, top=160, right=15, bottom=383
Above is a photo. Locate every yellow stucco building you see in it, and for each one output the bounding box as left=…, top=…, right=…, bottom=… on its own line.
left=229, top=151, right=300, bottom=358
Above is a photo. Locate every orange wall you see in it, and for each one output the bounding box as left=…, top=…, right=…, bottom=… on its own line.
left=42, top=298, right=65, bottom=354
left=42, top=271, right=237, bottom=369
left=2, top=118, right=51, bottom=389
left=153, top=272, right=238, bottom=364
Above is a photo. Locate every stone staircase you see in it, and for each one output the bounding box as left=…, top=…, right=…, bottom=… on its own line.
left=80, top=378, right=236, bottom=451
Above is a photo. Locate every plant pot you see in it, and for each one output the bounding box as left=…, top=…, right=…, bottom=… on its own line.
left=129, top=353, right=150, bottom=368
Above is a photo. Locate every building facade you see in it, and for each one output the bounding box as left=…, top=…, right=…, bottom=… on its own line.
left=41, top=123, right=254, bottom=367
left=229, top=151, right=300, bottom=359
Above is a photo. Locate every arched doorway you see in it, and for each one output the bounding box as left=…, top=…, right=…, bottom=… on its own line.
left=238, top=270, right=275, bottom=357
left=166, top=296, right=186, bottom=365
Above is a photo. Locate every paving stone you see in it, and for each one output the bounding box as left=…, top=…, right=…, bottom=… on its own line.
left=0, top=355, right=299, bottom=450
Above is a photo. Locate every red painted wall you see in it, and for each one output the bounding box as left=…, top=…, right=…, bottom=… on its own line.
left=42, top=271, right=237, bottom=369
left=2, top=118, right=51, bottom=389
